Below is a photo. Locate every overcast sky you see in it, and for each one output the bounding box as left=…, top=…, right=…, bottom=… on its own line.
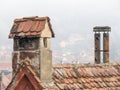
left=0, top=0, right=120, bottom=63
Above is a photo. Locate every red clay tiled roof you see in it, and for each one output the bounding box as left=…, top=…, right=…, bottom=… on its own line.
left=53, top=63, right=120, bottom=90
left=9, top=16, right=54, bottom=38
left=0, top=73, right=11, bottom=90
left=6, top=61, right=46, bottom=90
left=6, top=61, right=120, bottom=89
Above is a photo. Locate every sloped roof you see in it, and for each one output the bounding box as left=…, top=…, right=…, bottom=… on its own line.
left=6, top=62, right=120, bottom=90
left=0, top=73, right=11, bottom=90
left=9, top=16, right=54, bottom=38
left=6, top=61, right=46, bottom=90
left=53, top=63, right=120, bottom=90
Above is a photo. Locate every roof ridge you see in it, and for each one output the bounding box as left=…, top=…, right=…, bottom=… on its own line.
left=14, top=16, right=49, bottom=23
left=6, top=60, right=46, bottom=89
left=53, top=62, right=120, bottom=68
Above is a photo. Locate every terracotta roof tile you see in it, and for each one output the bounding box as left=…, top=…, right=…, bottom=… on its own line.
left=56, top=83, right=64, bottom=89
left=30, top=21, right=40, bottom=31
left=23, top=16, right=38, bottom=19
left=17, top=21, right=26, bottom=32
left=9, top=16, right=54, bottom=38
left=6, top=60, right=46, bottom=90
left=14, top=18, right=26, bottom=22
left=53, top=63, right=120, bottom=89
left=23, top=21, right=34, bottom=32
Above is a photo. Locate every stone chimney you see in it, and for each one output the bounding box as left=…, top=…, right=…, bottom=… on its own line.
left=93, top=26, right=111, bottom=64
left=9, top=16, right=55, bottom=83
left=94, top=32, right=101, bottom=64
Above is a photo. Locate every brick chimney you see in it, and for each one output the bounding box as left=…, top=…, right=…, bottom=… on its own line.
left=93, top=26, right=111, bottom=64
left=9, top=16, right=55, bottom=83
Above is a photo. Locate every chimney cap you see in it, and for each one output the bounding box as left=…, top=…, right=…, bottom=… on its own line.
left=93, top=26, right=111, bottom=32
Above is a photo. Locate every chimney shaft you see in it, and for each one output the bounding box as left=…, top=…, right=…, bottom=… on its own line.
left=93, top=26, right=111, bottom=64
left=103, top=33, right=109, bottom=63
left=94, top=33, right=101, bottom=64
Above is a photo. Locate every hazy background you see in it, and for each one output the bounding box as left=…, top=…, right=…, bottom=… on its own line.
left=0, top=0, right=120, bottom=63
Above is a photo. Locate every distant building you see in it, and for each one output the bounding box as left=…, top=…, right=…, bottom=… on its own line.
left=0, top=71, right=12, bottom=90
left=0, top=63, right=12, bottom=70
left=6, top=16, right=120, bottom=90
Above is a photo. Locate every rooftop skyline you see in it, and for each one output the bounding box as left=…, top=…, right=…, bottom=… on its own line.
left=0, top=0, right=120, bottom=63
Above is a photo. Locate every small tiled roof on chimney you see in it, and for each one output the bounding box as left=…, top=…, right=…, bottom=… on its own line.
left=9, top=16, right=54, bottom=38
